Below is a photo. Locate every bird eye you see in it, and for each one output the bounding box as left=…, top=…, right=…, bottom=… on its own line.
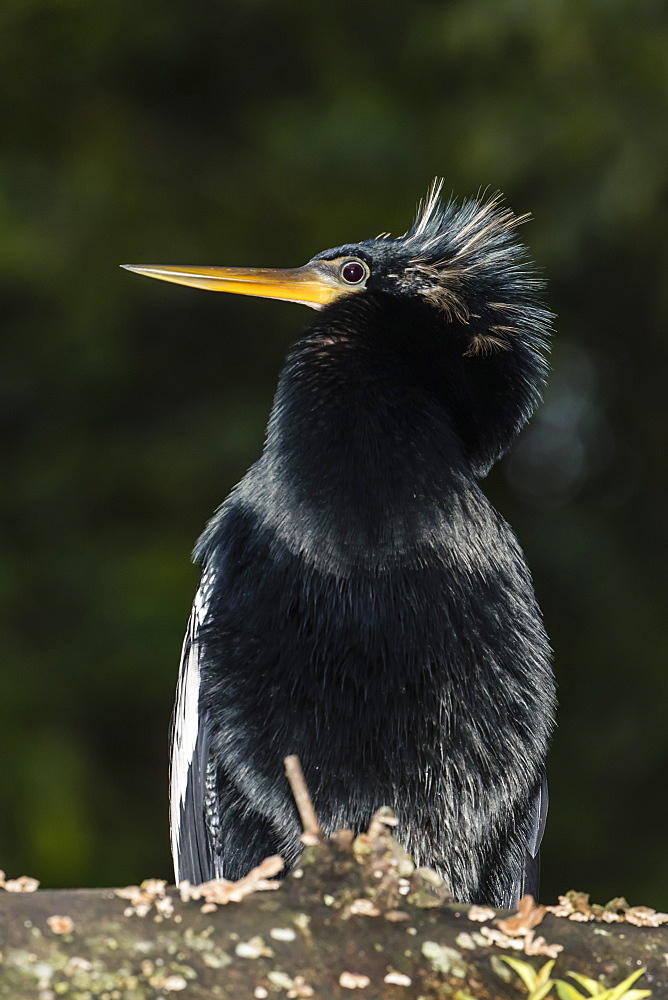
left=340, top=260, right=367, bottom=285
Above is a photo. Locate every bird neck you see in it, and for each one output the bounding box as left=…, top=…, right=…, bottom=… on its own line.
left=248, top=298, right=481, bottom=570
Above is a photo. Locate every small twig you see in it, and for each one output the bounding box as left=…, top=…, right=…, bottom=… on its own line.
left=284, top=755, right=323, bottom=841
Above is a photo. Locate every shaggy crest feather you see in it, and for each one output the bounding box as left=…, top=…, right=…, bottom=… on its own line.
left=390, top=181, right=552, bottom=362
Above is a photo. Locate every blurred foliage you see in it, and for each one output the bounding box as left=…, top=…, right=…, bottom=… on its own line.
left=498, top=959, right=652, bottom=1000
left=1, top=0, right=667, bottom=903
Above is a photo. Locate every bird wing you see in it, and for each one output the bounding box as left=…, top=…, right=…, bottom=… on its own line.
left=169, top=570, right=217, bottom=885
left=520, top=772, right=548, bottom=901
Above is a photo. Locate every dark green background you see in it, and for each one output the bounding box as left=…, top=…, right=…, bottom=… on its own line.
left=2, top=0, right=667, bottom=905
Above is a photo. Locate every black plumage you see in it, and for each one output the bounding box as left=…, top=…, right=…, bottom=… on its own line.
left=126, top=182, right=556, bottom=907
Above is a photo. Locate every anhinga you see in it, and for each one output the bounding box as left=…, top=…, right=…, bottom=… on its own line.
left=123, top=181, right=555, bottom=907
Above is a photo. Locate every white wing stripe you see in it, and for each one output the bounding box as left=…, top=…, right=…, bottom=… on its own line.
left=169, top=571, right=214, bottom=881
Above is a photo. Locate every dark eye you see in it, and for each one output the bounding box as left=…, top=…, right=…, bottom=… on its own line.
left=340, top=260, right=367, bottom=284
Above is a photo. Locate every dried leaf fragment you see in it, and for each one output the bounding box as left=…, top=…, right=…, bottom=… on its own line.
left=524, top=935, right=562, bottom=959
left=545, top=891, right=668, bottom=927
left=64, top=957, right=92, bottom=975
left=287, top=976, right=315, bottom=998
left=384, top=971, right=412, bottom=986
left=179, top=855, right=283, bottom=906
left=349, top=897, right=381, bottom=917
left=625, top=905, right=668, bottom=927
left=467, top=905, right=496, bottom=922
left=151, top=974, right=188, bottom=992
left=339, top=971, right=371, bottom=989
left=480, top=926, right=525, bottom=951
left=46, top=914, right=74, bottom=934
left=0, top=871, right=40, bottom=893
left=497, top=894, right=547, bottom=936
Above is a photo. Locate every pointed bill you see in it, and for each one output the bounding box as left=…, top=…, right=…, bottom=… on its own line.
left=121, top=262, right=351, bottom=310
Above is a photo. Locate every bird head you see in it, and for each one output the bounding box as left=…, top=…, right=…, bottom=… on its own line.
left=123, top=181, right=552, bottom=475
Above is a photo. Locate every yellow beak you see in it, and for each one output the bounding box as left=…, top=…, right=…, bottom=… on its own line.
left=121, top=262, right=355, bottom=310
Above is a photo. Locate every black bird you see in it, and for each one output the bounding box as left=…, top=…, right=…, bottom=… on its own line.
left=123, top=182, right=556, bottom=907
